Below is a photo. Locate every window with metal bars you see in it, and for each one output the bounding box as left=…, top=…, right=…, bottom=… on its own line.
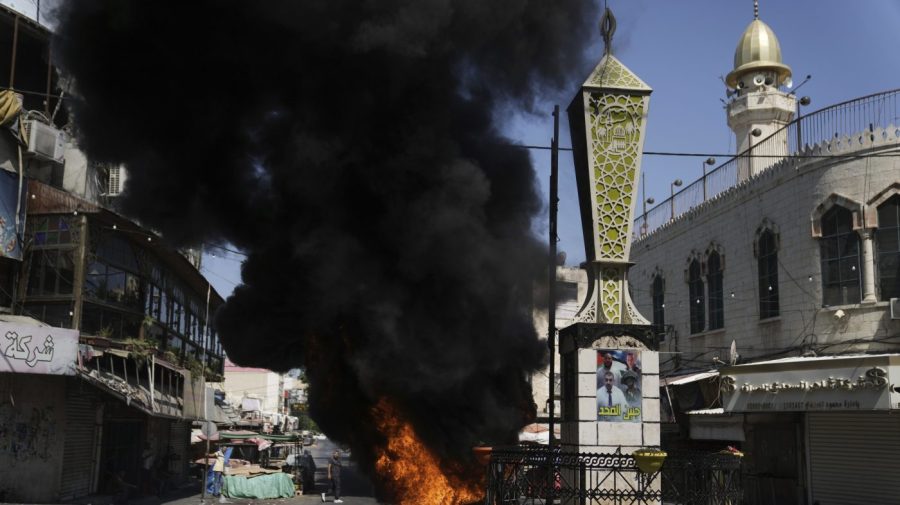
left=820, top=206, right=861, bottom=306
left=758, top=229, right=779, bottom=318
left=688, top=259, right=705, bottom=334
left=876, top=195, right=900, bottom=300
left=707, top=252, right=724, bottom=330
left=651, top=274, right=665, bottom=329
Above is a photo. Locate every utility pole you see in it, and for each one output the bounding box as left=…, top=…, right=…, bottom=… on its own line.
left=547, top=105, right=559, bottom=497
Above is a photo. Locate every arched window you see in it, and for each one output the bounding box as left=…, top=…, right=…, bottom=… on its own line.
left=707, top=252, right=724, bottom=330
left=876, top=195, right=900, bottom=300
left=651, top=274, right=665, bottom=328
left=688, top=259, right=705, bottom=334
left=820, top=206, right=861, bottom=306
left=758, top=229, right=779, bottom=318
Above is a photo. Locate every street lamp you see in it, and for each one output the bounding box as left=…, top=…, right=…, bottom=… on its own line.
left=796, top=95, right=811, bottom=150
left=701, top=157, right=715, bottom=202
left=670, top=179, right=682, bottom=220
left=746, top=128, right=762, bottom=178
left=641, top=196, right=655, bottom=236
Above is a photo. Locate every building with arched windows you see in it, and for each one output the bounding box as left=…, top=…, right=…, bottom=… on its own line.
left=627, top=7, right=900, bottom=505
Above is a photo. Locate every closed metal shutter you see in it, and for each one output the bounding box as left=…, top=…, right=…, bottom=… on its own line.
left=168, top=420, right=191, bottom=481
left=59, top=380, right=99, bottom=501
left=808, top=412, right=900, bottom=505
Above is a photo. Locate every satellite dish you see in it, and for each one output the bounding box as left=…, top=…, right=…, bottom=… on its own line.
left=729, top=340, right=738, bottom=365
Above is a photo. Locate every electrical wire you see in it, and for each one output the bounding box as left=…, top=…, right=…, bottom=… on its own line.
left=507, top=143, right=900, bottom=159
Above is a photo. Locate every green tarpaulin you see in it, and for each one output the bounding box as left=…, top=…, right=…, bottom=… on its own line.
left=223, top=472, right=295, bottom=499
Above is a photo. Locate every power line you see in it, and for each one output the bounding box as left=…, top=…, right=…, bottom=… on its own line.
left=201, top=265, right=240, bottom=288
left=509, top=143, right=900, bottom=159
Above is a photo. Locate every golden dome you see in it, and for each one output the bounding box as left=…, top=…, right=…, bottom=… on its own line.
left=725, top=19, right=791, bottom=88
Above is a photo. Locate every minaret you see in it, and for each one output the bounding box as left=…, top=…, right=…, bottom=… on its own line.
left=726, top=1, right=795, bottom=180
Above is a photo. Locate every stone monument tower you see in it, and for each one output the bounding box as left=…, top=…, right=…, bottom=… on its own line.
left=560, top=8, right=661, bottom=455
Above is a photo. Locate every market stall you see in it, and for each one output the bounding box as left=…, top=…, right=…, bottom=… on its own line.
left=194, top=431, right=304, bottom=498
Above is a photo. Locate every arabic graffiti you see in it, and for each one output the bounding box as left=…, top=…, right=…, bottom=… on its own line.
left=0, top=403, right=56, bottom=465
left=2, top=332, right=55, bottom=367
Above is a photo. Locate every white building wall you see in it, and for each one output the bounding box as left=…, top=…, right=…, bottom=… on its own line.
left=223, top=369, right=283, bottom=413
left=629, top=134, right=900, bottom=372
left=532, top=266, right=588, bottom=420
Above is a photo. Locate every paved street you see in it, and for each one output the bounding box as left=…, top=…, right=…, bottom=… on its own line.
left=161, top=438, right=380, bottom=505
left=57, top=438, right=381, bottom=505
left=301, top=438, right=379, bottom=504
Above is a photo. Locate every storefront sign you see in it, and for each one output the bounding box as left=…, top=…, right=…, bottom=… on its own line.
left=721, top=356, right=900, bottom=412
left=0, top=323, right=78, bottom=375
left=596, top=349, right=643, bottom=422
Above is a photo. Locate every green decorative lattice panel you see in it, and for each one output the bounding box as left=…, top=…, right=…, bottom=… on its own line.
left=588, top=93, right=644, bottom=261
left=587, top=55, right=651, bottom=91
left=600, top=267, right=621, bottom=323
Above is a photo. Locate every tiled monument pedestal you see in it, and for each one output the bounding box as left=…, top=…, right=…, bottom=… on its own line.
left=558, top=323, right=662, bottom=504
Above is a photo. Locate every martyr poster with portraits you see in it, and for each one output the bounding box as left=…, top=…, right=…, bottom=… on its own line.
left=596, top=349, right=642, bottom=422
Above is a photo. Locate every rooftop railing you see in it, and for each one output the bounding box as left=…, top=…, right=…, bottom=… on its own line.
left=634, top=88, right=900, bottom=239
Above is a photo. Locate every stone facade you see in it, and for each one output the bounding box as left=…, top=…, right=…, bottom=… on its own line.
left=629, top=132, right=900, bottom=371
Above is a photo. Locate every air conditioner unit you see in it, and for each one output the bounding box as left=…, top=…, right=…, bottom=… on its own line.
left=21, top=119, right=66, bottom=163
left=107, top=165, right=128, bottom=196
left=891, top=298, right=900, bottom=320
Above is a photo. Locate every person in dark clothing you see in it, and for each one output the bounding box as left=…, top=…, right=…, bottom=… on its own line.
left=300, top=450, right=317, bottom=493
left=321, top=450, right=343, bottom=503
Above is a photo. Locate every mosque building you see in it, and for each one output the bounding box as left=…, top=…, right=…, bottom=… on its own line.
left=628, top=4, right=900, bottom=504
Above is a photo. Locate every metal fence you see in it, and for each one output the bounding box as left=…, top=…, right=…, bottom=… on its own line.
left=633, top=88, right=900, bottom=238
left=485, top=445, right=743, bottom=505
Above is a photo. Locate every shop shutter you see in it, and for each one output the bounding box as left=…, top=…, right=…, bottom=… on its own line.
left=807, top=412, right=900, bottom=505
left=168, top=420, right=191, bottom=481
left=59, top=380, right=99, bottom=501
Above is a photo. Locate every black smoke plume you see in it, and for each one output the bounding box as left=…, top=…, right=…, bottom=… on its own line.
left=52, top=0, right=598, bottom=495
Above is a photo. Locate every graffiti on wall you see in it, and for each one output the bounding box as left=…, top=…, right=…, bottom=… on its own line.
left=0, top=403, right=56, bottom=465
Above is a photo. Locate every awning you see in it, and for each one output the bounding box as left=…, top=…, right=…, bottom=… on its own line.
left=688, top=412, right=745, bottom=441
left=661, top=371, right=718, bottom=387
left=685, top=408, right=725, bottom=415
left=76, top=368, right=183, bottom=419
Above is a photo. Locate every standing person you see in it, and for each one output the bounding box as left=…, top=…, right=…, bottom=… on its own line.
left=212, top=448, right=226, bottom=498
left=140, top=443, right=155, bottom=494
left=321, top=450, right=343, bottom=503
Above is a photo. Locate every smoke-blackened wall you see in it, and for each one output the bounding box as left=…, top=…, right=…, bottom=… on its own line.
left=51, top=0, right=598, bottom=489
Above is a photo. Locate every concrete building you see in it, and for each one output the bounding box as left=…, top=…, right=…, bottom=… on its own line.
left=0, top=6, right=226, bottom=502
left=627, top=8, right=900, bottom=505
left=222, top=359, right=297, bottom=432
left=529, top=266, right=587, bottom=442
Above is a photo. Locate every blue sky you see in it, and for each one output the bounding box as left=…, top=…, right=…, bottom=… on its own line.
left=203, top=1, right=900, bottom=298
left=510, top=0, right=900, bottom=267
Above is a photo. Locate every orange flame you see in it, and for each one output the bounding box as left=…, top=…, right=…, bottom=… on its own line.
left=372, top=398, right=484, bottom=505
